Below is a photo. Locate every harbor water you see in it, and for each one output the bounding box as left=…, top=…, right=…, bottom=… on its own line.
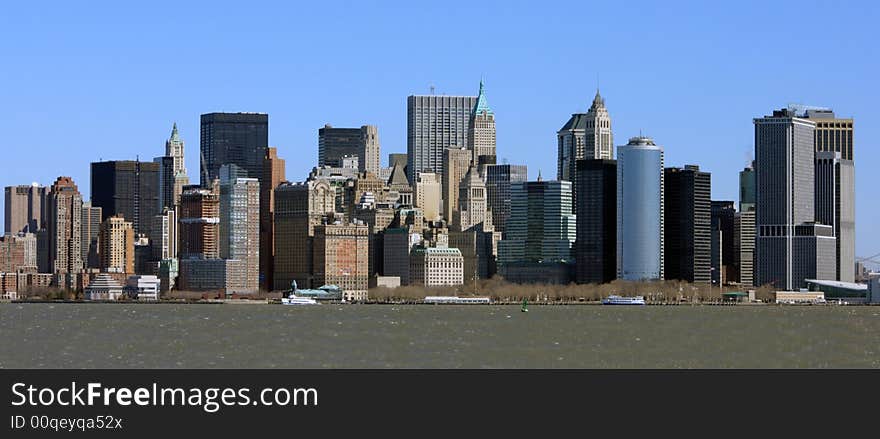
left=1, top=303, right=879, bottom=368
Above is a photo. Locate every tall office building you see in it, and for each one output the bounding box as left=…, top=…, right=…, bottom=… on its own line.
left=442, top=147, right=472, bottom=223
left=81, top=201, right=102, bottom=269
left=382, top=227, right=421, bottom=285
left=497, top=179, right=575, bottom=284
left=739, top=161, right=756, bottom=213
left=151, top=208, right=177, bottom=262
left=485, top=164, right=527, bottom=236
left=734, top=210, right=755, bottom=287
left=557, top=90, right=613, bottom=184
left=710, top=201, right=735, bottom=285
left=46, top=177, right=83, bottom=282
left=467, top=80, right=496, bottom=165
left=318, top=125, right=380, bottom=175
left=407, top=94, right=478, bottom=185
left=4, top=184, right=47, bottom=235
left=200, top=112, right=268, bottom=185
left=454, top=166, right=489, bottom=232
left=754, top=107, right=836, bottom=290
left=220, top=175, right=260, bottom=292
left=664, top=165, right=711, bottom=283
left=155, top=123, right=190, bottom=211
left=99, top=215, right=134, bottom=274
left=178, top=188, right=220, bottom=259
left=90, top=160, right=160, bottom=238
left=575, top=159, right=617, bottom=284
left=313, top=222, right=370, bottom=301
left=273, top=180, right=336, bottom=290
left=617, top=136, right=664, bottom=281
left=414, top=171, right=441, bottom=222
left=807, top=108, right=854, bottom=282
left=260, top=147, right=286, bottom=291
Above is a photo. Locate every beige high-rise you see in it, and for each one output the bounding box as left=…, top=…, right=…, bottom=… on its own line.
left=99, top=215, right=134, bottom=274
left=260, top=147, right=286, bottom=291
left=415, top=172, right=441, bottom=222
left=47, top=177, right=82, bottom=282
left=179, top=188, right=220, bottom=259
left=468, top=80, right=496, bottom=164
left=443, top=147, right=472, bottom=223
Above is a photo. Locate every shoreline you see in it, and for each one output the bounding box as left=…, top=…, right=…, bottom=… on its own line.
left=2, top=299, right=874, bottom=306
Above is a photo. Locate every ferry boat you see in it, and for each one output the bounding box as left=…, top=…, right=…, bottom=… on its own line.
left=601, top=295, right=646, bottom=305
left=281, top=294, right=319, bottom=305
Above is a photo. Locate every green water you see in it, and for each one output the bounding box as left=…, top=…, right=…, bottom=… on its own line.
left=1, top=303, right=878, bottom=368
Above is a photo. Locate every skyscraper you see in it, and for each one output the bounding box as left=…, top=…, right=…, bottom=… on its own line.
left=200, top=112, right=268, bottom=185
left=617, top=136, right=664, bottom=281
left=99, top=215, right=134, bottom=274
left=442, top=146, right=472, bottom=223
left=575, top=159, right=617, bottom=284
left=739, top=161, right=756, bottom=213
left=46, top=177, right=82, bottom=282
left=220, top=174, right=260, bottom=292
left=454, top=166, right=489, bottom=232
left=155, top=123, right=190, bottom=211
left=273, top=180, right=336, bottom=290
left=664, top=165, right=711, bottom=284
left=414, top=171, right=441, bottom=222
left=407, top=94, right=477, bottom=185
left=711, top=201, right=736, bottom=284
left=318, top=125, right=380, bottom=175
left=485, top=164, right=527, bottom=236
left=4, top=184, right=47, bottom=235
left=90, top=160, right=160, bottom=238
left=178, top=188, right=220, bottom=259
left=81, top=201, right=102, bottom=269
left=497, top=178, right=576, bottom=284
left=734, top=210, right=755, bottom=287
left=807, top=108, right=854, bottom=283
left=467, top=80, right=496, bottom=165
left=557, top=90, right=613, bottom=185
left=260, top=147, right=286, bottom=291
left=754, top=107, right=836, bottom=290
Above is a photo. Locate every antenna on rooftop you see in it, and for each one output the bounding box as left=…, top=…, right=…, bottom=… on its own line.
left=429, top=83, right=435, bottom=95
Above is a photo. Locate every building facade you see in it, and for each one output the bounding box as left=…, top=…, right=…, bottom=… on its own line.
left=468, top=80, right=496, bottom=165
left=313, top=223, right=370, bottom=301
left=260, top=147, right=286, bottom=291
left=442, top=146, right=473, bottom=223
left=754, top=107, right=836, bottom=290
left=664, top=165, right=711, bottom=283
left=178, top=188, right=220, bottom=259
left=46, top=177, right=83, bottom=285
left=220, top=175, right=260, bottom=292
left=4, top=184, right=47, bottom=235
left=200, top=112, right=268, bottom=185
left=557, top=90, right=613, bottom=200
left=407, top=94, right=478, bottom=185
left=80, top=201, right=102, bottom=269
left=273, top=180, right=336, bottom=290
left=414, top=171, right=441, bottom=222
left=410, top=247, right=464, bottom=287
left=99, top=215, right=134, bottom=274
left=575, top=159, right=617, bottom=284
left=617, top=136, right=664, bottom=281
left=485, top=164, right=527, bottom=236
left=318, top=124, right=380, bottom=175
left=90, top=160, right=160, bottom=237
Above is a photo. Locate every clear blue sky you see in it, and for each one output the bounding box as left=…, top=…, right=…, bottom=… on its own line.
left=1, top=0, right=877, bottom=257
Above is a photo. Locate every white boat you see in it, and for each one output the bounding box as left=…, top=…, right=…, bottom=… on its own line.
left=601, top=295, right=646, bottom=305
left=281, top=294, right=319, bottom=305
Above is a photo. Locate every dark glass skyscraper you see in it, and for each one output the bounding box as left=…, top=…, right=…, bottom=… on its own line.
left=485, top=164, right=527, bottom=236
left=200, top=113, right=268, bottom=185
left=90, top=160, right=160, bottom=239
left=664, top=165, right=711, bottom=284
left=575, top=159, right=617, bottom=284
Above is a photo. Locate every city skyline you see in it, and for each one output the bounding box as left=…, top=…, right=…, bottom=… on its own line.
left=0, top=1, right=876, bottom=257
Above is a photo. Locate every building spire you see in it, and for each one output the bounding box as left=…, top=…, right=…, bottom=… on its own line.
left=537, top=169, right=543, bottom=182
left=170, top=122, right=180, bottom=142
left=472, top=79, right=493, bottom=116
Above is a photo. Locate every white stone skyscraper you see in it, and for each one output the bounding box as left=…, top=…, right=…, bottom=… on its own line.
left=468, top=80, right=496, bottom=166
left=156, top=123, right=190, bottom=210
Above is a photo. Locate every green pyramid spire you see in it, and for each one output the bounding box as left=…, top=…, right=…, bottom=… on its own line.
left=472, top=79, right=493, bottom=116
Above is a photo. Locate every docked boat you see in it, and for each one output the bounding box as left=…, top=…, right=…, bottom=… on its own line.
left=601, top=295, right=646, bottom=305
left=281, top=294, right=319, bottom=305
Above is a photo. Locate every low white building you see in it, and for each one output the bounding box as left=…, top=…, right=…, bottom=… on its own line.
left=125, top=275, right=161, bottom=301
left=410, top=247, right=464, bottom=287
left=85, top=274, right=124, bottom=301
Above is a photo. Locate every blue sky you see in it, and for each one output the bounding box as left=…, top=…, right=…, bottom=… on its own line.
left=1, top=0, right=877, bottom=257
